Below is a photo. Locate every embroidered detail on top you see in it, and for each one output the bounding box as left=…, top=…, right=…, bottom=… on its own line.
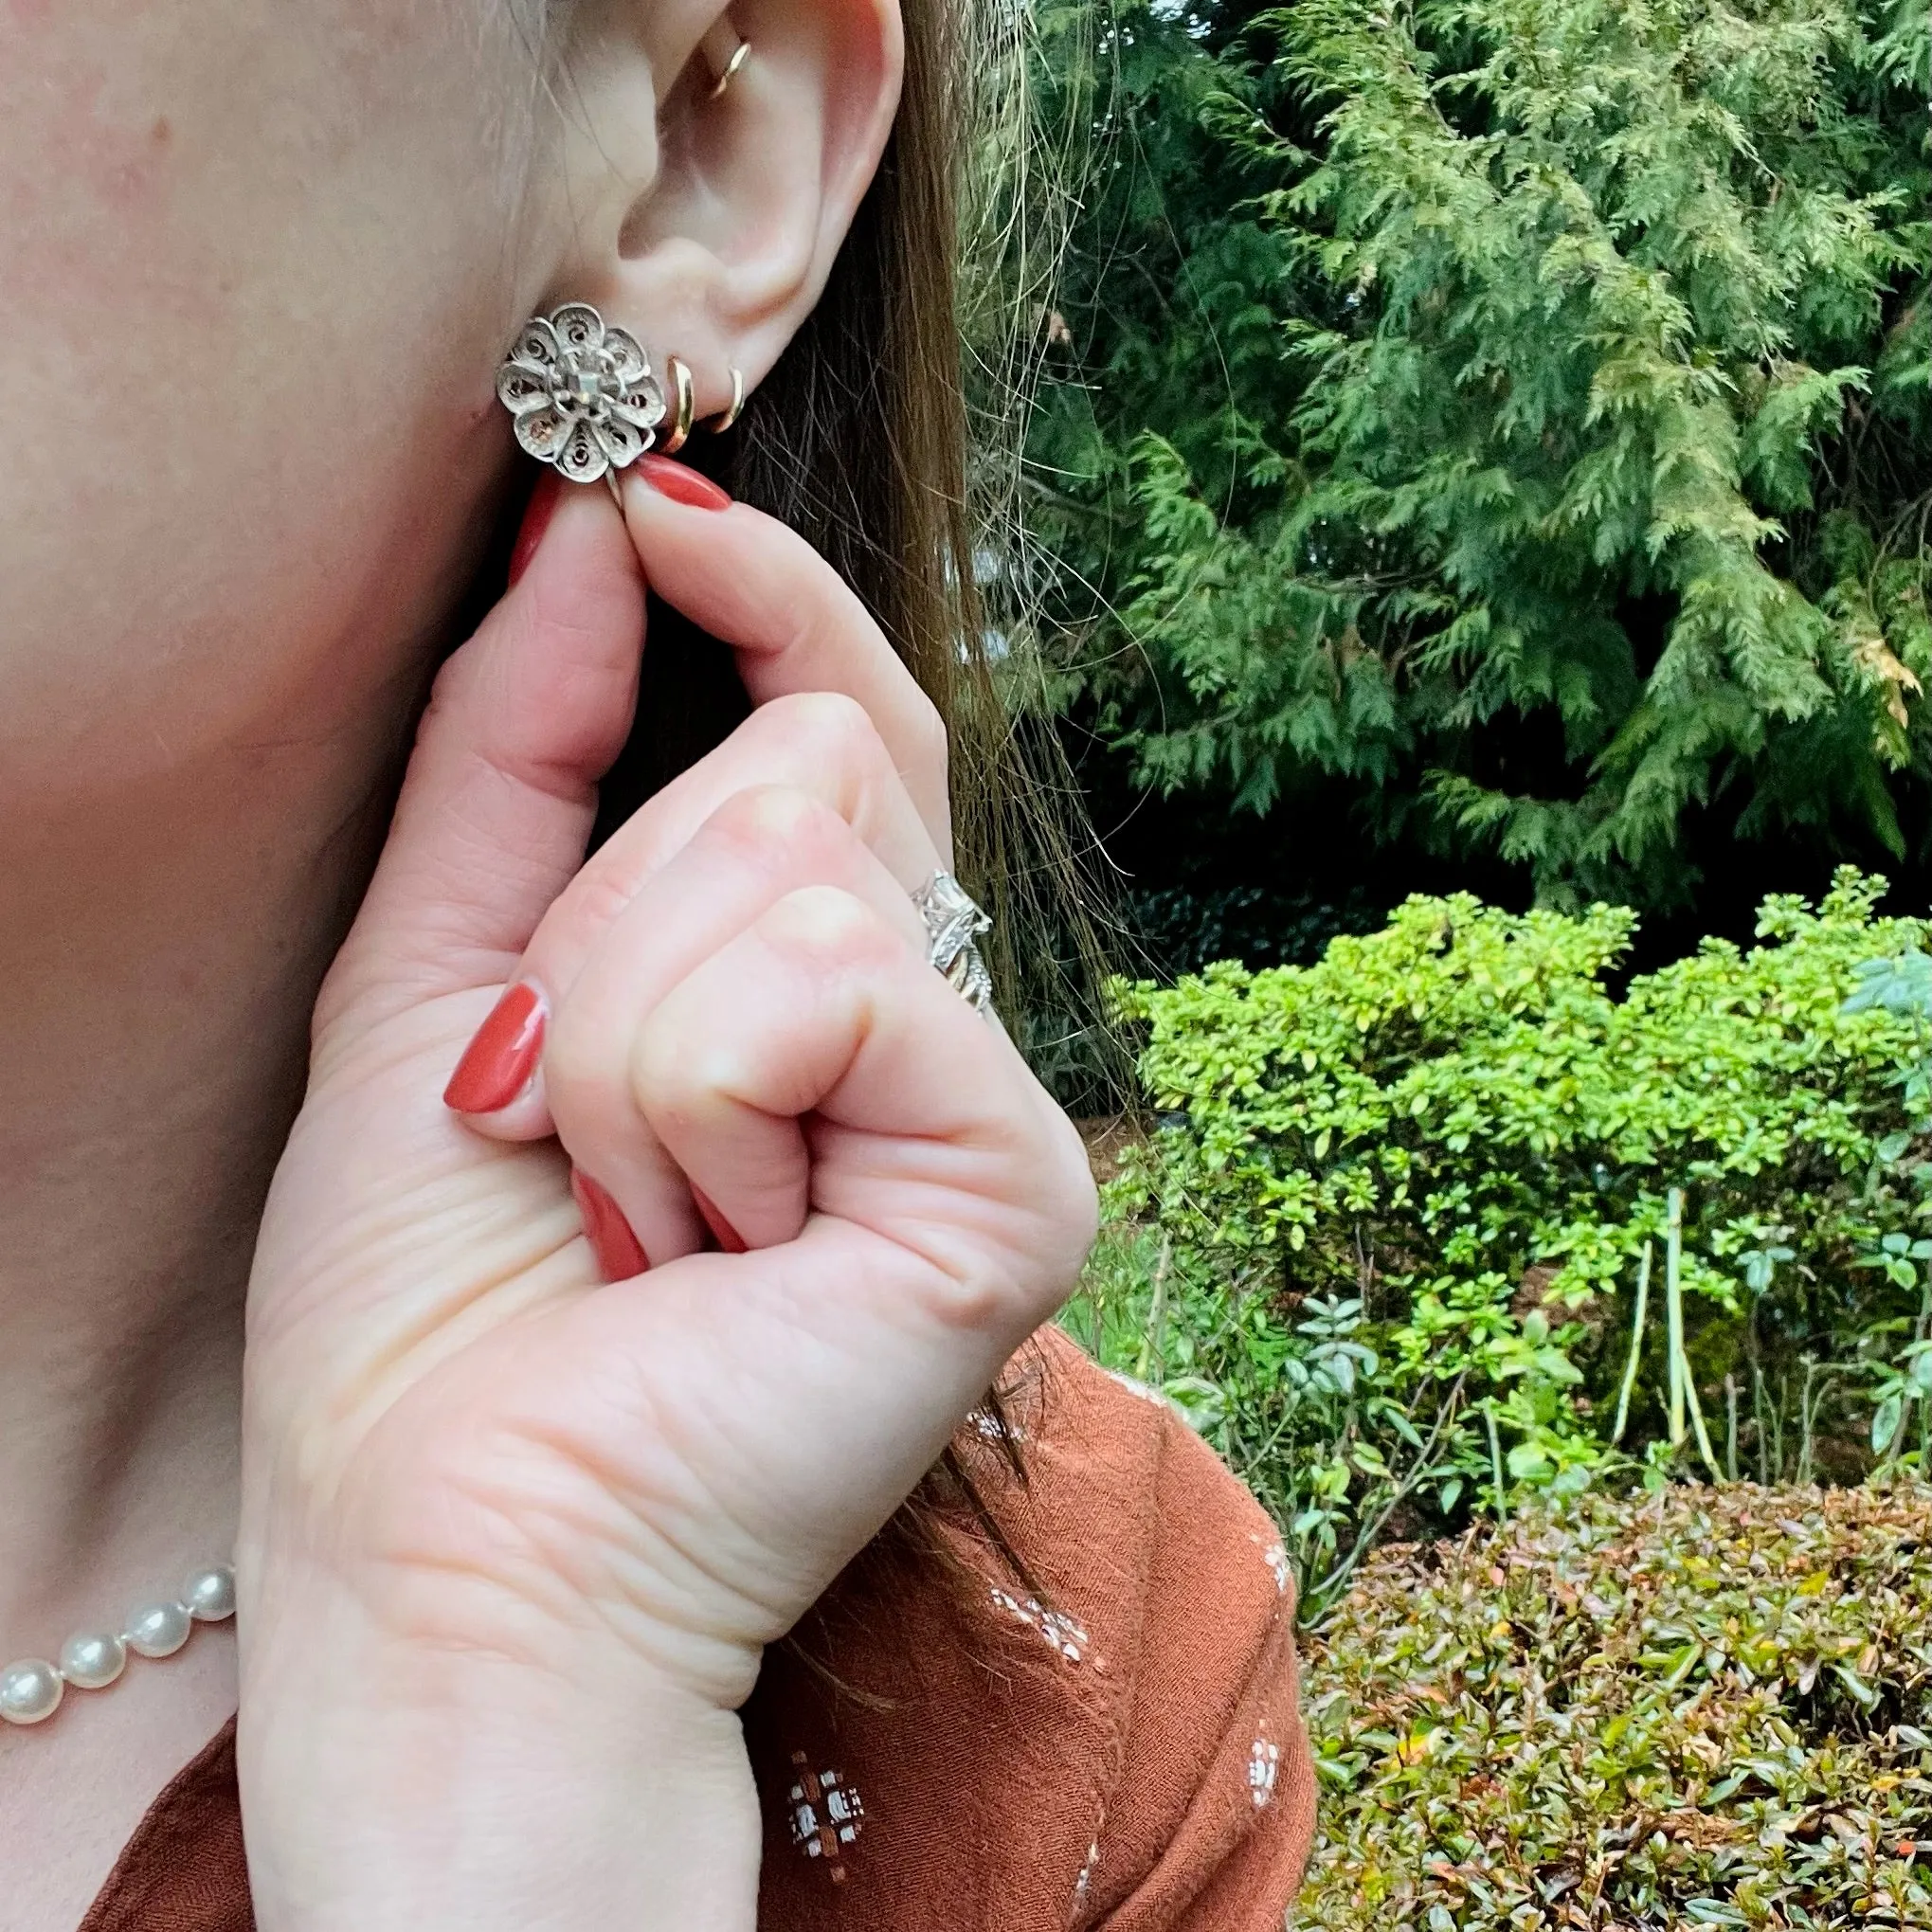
left=787, top=1752, right=865, bottom=1884
left=966, top=1404, right=1024, bottom=1443
left=1262, top=1540, right=1291, bottom=1594
left=989, top=1584, right=1092, bottom=1664
left=1248, top=1733, right=1281, bottom=1809
left=1072, top=1837, right=1101, bottom=1913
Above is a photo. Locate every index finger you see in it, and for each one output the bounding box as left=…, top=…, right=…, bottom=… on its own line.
left=616, top=454, right=951, bottom=857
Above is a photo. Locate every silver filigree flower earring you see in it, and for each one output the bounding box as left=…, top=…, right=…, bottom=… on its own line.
left=496, top=303, right=666, bottom=490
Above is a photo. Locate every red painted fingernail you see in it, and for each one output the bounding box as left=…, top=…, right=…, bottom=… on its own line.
left=635, top=453, right=731, bottom=512
left=689, top=1183, right=748, bottom=1254
left=508, top=470, right=564, bottom=587
left=442, top=983, right=545, bottom=1113
left=571, top=1168, right=651, bottom=1280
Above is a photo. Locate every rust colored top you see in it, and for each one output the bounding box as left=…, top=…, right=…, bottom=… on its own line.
left=77, top=1329, right=1315, bottom=1932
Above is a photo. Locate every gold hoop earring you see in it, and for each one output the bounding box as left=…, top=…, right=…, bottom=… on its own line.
left=660, top=356, right=696, bottom=455
left=702, top=368, right=746, bottom=435
left=702, top=23, right=750, bottom=99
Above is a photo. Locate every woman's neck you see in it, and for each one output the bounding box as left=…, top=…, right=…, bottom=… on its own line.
left=0, top=737, right=390, bottom=1642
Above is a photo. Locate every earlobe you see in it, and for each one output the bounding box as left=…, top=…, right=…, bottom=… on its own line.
left=550, top=0, right=904, bottom=428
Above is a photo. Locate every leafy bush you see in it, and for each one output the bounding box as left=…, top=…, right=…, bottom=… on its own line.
left=1297, top=1482, right=1932, bottom=1932
left=1026, top=0, right=1932, bottom=910
left=1074, top=870, right=1932, bottom=1612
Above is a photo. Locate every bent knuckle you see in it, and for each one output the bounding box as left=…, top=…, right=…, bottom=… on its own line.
left=768, top=690, right=892, bottom=787
left=700, top=785, right=853, bottom=875
left=558, top=861, right=645, bottom=952
left=627, top=1014, right=700, bottom=1114
left=759, top=884, right=897, bottom=974
left=1031, top=1106, right=1103, bottom=1275
left=1059, top=1147, right=1104, bottom=1264
left=629, top=1013, right=755, bottom=1134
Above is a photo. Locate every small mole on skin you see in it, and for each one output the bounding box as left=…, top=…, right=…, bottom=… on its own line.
left=151, top=116, right=172, bottom=145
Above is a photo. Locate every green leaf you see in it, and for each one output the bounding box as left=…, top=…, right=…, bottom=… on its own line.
left=1874, top=1392, right=1905, bottom=1454
left=1832, top=1663, right=1881, bottom=1711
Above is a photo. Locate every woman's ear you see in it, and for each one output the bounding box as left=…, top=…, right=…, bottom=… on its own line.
left=546, top=0, right=904, bottom=423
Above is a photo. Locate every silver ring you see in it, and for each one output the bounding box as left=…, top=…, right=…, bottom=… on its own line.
left=912, top=872, right=996, bottom=1018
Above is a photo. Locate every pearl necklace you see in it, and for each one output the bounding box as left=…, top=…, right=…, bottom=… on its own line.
left=0, top=1563, right=235, bottom=1727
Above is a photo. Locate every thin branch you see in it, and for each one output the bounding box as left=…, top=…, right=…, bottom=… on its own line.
left=1309, top=1373, right=1471, bottom=1618
left=1611, top=1240, right=1653, bottom=1446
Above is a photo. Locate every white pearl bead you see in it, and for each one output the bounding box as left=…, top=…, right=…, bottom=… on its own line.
left=60, top=1631, right=127, bottom=1691
left=123, top=1600, right=192, bottom=1659
left=182, top=1563, right=236, bottom=1623
left=0, top=1658, right=64, bottom=1724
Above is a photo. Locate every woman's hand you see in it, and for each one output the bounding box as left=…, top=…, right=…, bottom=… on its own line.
left=235, top=462, right=1097, bottom=1931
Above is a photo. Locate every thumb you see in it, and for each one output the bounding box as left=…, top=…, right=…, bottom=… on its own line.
left=316, top=473, right=647, bottom=1043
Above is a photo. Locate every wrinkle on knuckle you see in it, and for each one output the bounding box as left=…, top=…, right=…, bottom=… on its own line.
left=790, top=594, right=851, bottom=672
left=520, top=566, right=639, bottom=666
left=562, top=861, right=645, bottom=948
left=922, top=1271, right=1010, bottom=1336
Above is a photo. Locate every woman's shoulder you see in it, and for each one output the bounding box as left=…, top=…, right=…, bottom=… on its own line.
left=747, top=1327, right=1316, bottom=1932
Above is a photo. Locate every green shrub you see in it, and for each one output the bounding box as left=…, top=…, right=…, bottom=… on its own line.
left=1298, top=1482, right=1932, bottom=1932
left=1075, top=869, right=1932, bottom=1611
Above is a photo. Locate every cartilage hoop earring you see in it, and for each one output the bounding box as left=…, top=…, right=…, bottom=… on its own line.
left=661, top=356, right=696, bottom=456
left=703, top=23, right=750, bottom=99
left=497, top=303, right=666, bottom=499
left=702, top=367, right=746, bottom=435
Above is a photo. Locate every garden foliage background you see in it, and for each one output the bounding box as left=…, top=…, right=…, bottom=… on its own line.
left=999, top=0, right=1932, bottom=1543
left=1011, top=0, right=1931, bottom=959
left=990, top=0, right=1932, bottom=1922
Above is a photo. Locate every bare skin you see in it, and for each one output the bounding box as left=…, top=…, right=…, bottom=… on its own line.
left=0, top=2, right=1099, bottom=1928
left=2, top=1, right=525, bottom=1908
